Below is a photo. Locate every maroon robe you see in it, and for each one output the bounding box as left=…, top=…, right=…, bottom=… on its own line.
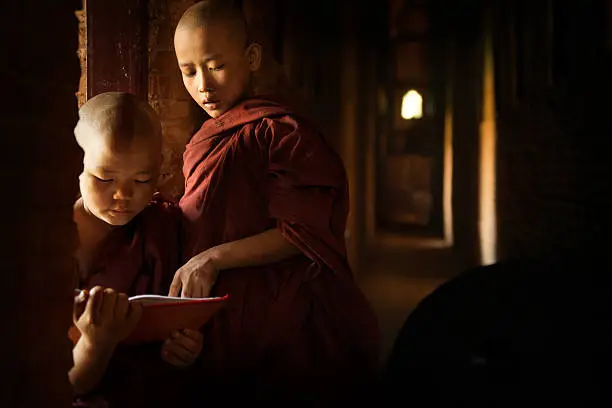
left=180, top=98, right=380, bottom=405
left=74, top=194, right=185, bottom=408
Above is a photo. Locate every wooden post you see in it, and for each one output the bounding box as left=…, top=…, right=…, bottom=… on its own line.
left=87, top=0, right=149, bottom=99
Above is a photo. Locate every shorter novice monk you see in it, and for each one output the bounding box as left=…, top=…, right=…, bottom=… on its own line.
left=71, top=92, right=202, bottom=407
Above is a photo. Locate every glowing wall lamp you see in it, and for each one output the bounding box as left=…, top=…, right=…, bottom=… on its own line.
left=401, top=89, right=423, bottom=119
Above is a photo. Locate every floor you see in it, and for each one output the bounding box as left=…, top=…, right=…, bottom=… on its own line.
left=355, top=247, right=470, bottom=365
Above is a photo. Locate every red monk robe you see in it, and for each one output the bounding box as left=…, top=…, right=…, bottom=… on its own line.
left=180, top=98, right=381, bottom=405
left=73, top=194, right=185, bottom=408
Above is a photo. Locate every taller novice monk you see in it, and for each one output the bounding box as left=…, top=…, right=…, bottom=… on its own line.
left=170, top=1, right=380, bottom=405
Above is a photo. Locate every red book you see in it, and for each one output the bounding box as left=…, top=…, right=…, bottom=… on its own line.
left=69, top=294, right=228, bottom=344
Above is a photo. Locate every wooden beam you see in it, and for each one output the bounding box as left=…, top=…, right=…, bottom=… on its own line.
left=86, top=0, right=148, bottom=99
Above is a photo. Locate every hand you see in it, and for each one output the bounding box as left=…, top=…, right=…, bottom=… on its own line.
left=169, top=251, right=219, bottom=298
left=74, top=286, right=143, bottom=349
left=161, top=329, right=204, bottom=368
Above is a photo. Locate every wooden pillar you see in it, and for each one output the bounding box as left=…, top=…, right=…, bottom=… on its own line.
left=87, top=0, right=149, bottom=99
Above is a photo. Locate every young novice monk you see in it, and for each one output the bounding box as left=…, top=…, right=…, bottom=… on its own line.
left=72, top=92, right=203, bottom=407
left=171, top=1, right=380, bottom=405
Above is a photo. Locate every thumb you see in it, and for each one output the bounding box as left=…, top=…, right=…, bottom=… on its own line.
left=168, top=271, right=182, bottom=297
left=73, top=290, right=89, bottom=324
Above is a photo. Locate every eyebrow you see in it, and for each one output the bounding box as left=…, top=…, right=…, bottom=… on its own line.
left=96, top=168, right=117, bottom=174
left=96, top=168, right=152, bottom=175
left=178, top=54, right=223, bottom=67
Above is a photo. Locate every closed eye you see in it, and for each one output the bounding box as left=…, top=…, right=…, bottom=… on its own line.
left=93, top=175, right=112, bottom=183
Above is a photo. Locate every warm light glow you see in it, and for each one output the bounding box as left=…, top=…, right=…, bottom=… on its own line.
left=479, top=14, right=498, bottom=265
left=401, top=90, right=423, bottom=119
left=443, top=79, right=454, bottom=245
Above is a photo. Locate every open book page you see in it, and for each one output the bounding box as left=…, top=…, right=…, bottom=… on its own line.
left=69, top=292, right=228, bottom=344
left=128, top=294, right=226, bottom=305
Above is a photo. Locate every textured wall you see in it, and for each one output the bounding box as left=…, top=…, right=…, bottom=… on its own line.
left=148, top=0, right=203, bottom=199
left=492, top=1, right=611, bottom=260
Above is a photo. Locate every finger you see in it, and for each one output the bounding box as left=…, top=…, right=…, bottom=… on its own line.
left=161, top=337, right=172, bottom=351
left=114, top=293, right=129, bottom=320
left=73, top=290, right=89, bottom=324
left=182, top=275, right=193, bottom=298
left=75, top=289, right=89, bottom=300
left=170, top=330, right=200, bottom=353
left=99, top=288, right=117, bottom=322
left=85, top=286, right=104, bottom=324
left=161, top=338, right=189, bottom=364
left=163, top=340, right=196, bottom=364
left=161, top=348, right=189, bottom=367
left=182, top=328, right=204, bottom=342
left=168, top=272, right=182, bottom=297
left=195, top=279, right=206, bottom=299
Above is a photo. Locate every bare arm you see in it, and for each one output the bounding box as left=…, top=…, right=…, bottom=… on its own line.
left=170, top=228, right=302, bottom=297
left=209, top=228, right=301, bottom=270
left=69, top=338, right=114, bottom=396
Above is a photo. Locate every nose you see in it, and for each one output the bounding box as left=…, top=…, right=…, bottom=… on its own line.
left=196, top=70, right=213, bottom=93
left=113, top=182, right=133, bottom=201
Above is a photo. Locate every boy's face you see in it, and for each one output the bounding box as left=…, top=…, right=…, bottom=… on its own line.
left=79, top=132, right=160, bottom=226
left=175, top=21, right=257, bottom=118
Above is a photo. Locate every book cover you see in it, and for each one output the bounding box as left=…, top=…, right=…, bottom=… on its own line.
left=68, top=294, right=228, bottom=345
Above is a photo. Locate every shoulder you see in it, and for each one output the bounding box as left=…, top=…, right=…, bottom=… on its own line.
left=149, top=192, right=179, bottom=212
left=72, top=197, right=85, bottom=222
left=254, top=114, right=327, bottom=148
left=135, top=193, right=181, bottom=259
left=139, top=193, right=181, bottom=228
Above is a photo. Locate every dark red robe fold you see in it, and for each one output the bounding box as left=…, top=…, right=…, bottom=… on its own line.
left=74, top=194, right=186, bottom=408
left=180, top=98, right=380, bottom=405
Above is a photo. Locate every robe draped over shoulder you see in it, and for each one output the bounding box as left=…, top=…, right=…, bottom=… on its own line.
left=179, top=98, right=380, bottom=405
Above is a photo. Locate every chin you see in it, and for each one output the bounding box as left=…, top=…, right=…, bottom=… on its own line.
left=202, top=102, right=232, bottom=119
left=204, top=108, right=223, bottom=118
left=102, top=214, right=135, bottom=226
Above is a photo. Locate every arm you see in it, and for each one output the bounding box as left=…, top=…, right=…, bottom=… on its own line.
left=169, top=228, right=301, bottom=298
left=209, top=228, right=301, bottom=270
left=69, top=337, right=115, bottom=396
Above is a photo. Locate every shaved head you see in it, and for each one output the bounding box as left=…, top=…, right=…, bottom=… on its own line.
left=75, top=92, right=163, bottom=226
left=75, top=92, right=162, bottom=153
left=174, top=0, right=263, bottom=118
left=176, top=0, right=249, bottom=46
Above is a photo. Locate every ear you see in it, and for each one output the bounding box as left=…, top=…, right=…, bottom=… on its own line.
left=245, top=42, right=262, bottom=72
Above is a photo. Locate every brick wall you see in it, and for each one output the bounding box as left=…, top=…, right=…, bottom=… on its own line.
left=492, top=0, right=612, bottom=260
left=76, top=2, right=87, bottom=107
left=0, top=1, right=82, bottom=406
left=148, top=0, right=203, bottom=199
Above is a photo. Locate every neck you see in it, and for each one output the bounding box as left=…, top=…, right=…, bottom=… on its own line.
left=75, top=198, right=115, bottom=246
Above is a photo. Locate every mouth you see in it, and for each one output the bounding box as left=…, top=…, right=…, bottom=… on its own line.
left=109, top=209, right=133, bottom=215
left=202, top=100, right=222, bottom=110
